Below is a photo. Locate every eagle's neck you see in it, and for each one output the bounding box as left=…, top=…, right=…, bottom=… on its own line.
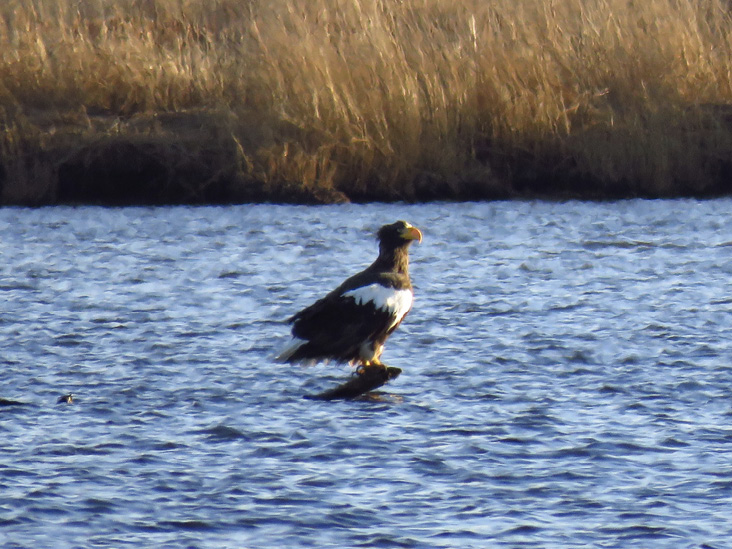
left=374, top=244, right=410, bottom=276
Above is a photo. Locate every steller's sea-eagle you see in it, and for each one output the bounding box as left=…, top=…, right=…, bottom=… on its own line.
left=277, top=220, right=422, bottom=370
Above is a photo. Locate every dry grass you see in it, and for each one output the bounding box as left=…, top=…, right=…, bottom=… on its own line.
left=3, top=0, right=732, bottom=204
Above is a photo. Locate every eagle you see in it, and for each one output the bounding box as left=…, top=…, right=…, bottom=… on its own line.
left=277, top=220, right=422, bottom=371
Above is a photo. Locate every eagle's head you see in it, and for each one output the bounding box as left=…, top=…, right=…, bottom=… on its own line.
left=377, top=220, right=423, bottom=249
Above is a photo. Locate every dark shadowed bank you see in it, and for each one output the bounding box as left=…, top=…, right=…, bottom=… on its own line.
left=3, top=106, right=732, bottom=206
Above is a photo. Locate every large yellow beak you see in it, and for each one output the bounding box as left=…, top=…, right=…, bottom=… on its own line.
left=401, top=224, right=423, bottom=243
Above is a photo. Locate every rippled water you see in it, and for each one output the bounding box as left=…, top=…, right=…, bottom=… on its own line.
left=2, top=200, right=732, bottom=548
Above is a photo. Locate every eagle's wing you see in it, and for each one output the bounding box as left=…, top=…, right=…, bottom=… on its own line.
left=278, top=281, right=412, bottom=364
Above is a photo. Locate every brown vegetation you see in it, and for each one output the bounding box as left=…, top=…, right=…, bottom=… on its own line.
left=3, top=0, right=732, bottom=204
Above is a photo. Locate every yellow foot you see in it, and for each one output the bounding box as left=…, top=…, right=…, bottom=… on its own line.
left=355, top=360, right=388, bottom=377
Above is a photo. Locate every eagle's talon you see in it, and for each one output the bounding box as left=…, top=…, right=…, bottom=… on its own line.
left=356, top=361, right=390, bottom=377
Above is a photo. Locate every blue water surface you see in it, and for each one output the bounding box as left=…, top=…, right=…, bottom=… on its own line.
left=1, top=200, right=732, bottom=548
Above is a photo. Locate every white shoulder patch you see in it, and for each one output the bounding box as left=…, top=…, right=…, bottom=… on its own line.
left=343, top=283, right=413, bottom=329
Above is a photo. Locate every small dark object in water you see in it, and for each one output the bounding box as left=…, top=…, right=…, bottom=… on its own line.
left=57, top=393, right=73, bottom=404
left=0, top=398, right=26, bottom=406
left=305, top=365, right=402, bottom=400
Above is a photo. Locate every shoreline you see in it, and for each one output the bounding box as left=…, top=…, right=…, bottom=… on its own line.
left=3, top=107, right=732, bottom=207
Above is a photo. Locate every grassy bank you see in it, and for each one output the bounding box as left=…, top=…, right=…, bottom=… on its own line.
left=3, top=0, right=732, bottom=204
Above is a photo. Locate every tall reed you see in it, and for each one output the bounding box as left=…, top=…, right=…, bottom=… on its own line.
left=2, top=0, right=732, bottom=203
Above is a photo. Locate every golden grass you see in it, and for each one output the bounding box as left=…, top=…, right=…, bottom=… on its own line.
left=3, top=0, right=732, bottom=203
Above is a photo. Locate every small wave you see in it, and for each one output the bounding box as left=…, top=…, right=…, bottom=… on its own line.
left=198, top=424, right=248, bottom=441
left=582, top=239, right=655, bottom=250
left=598, top=384, right=626, bottom=394
left=497, top=524, right=544, bottom=537
left=217, top=270, right=242, bottom=279
left=37, top=444, right=113, bottom=456
left=659, top=437, right=690, bottom=448
left=53, top=334, right=89, bottom=347
left=83, top=498, right=116, bottom=513
left=599, top=524, right=674, bottom=540
left=157, top=519, right=215, bottom=531
left=0, top=282, right=36, bottom=291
